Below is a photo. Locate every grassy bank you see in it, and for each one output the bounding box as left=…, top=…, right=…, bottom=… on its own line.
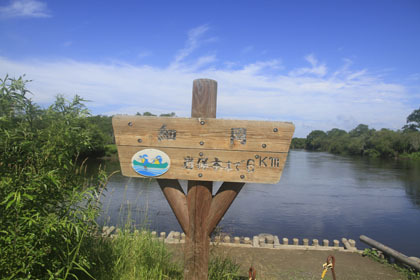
left=83, top=229, right=242, bottom=280
left=363, top=249, right=420, bottom=280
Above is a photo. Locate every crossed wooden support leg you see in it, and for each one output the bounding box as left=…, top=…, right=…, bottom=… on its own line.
left=158, top=179, right=244, bottom=279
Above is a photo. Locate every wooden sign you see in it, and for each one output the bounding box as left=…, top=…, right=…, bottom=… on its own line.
left=113, top=116, right=294, bottom=183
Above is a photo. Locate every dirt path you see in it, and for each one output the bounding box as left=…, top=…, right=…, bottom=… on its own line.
left=168, top=244, right=407, bottom=279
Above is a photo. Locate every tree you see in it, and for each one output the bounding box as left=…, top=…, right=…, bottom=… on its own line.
left=403, top=107, right=420, bottom=131
left=327, top=128, right=347, bottom=138
left=305, top=130, right=327, bottom=150
left=290, top=137, right=305, bottom=149
left=349, top=124, right=371, bottom=137
left=159, top=112, right=176, bottom=117
left=142, top=111, right=156, bottom=116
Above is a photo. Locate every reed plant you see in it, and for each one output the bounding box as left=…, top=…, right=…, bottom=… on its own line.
left=84, top=229, right=182, bottom=280
left=83, top=227, right=244, bottom=280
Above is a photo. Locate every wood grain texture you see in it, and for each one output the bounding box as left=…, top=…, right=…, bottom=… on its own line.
left=113, top=116, right=294, bottom=153
left=191, top=79, right=217, bottom=118
left=184, top=181, right=213, bottom=280
left=157, top=179, right=189, bottom=234
left=206, top=182, right=244, bottom=234
left=117, top=146, right=288, bottom=183
left=184, top=79, right=216, bottom=280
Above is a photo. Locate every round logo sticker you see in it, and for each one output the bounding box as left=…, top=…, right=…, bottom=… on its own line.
left=131, top=149, right=171, bottom=177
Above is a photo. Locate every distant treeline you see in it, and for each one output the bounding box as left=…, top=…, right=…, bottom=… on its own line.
left=95, top=109, right=420, bottom=160
left=291, top=109, right=420, bottom=159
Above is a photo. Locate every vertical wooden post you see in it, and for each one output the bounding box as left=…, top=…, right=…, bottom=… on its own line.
left=157, top=79, right=243, bottom=279
left=184, top=79, right=217, bottom=280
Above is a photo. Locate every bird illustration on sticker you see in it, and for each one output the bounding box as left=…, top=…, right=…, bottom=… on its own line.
left=132, top=149, right=170, bottom=177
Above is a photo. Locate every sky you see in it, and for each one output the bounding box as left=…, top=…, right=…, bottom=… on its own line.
left=0, top=0, right=419, bottom=137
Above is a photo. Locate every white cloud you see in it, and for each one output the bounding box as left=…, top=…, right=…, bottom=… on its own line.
left=170, top=24, right=211, bottom=68
left=0, top=0, right=51, bottom=19
left=0, top=26, right=416, bottom=137
left=289, top=54, right=327, bottom=77
left=1, top=54, right=413, bottom=137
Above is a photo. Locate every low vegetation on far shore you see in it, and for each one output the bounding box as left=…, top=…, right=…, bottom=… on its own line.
left=291, top=108, right=420, bottom=160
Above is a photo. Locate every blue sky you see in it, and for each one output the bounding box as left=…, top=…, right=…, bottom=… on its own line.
left=0, top=0, right=419, bottom=137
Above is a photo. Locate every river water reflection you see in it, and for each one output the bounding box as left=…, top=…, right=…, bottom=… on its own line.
left=96, top=150, right=420, bottom=257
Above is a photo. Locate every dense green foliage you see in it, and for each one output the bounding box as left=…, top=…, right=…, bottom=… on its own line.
left=403, top=107, right=420, bottom=132
left=86, top=230, right=183, bottom=280
left=84, top=115, right=113, bottom=156
left=0, top=76, right=107, bottom=279
left=291, top=116, right=420, bottom=159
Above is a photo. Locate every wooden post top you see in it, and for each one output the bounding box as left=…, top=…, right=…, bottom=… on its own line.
left=191, top=79, right=217, bottom=118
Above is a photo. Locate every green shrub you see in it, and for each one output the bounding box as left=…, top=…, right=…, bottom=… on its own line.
left=0, top=76, right=106, bottom=279
left=105, top=144, right=118, bottom=157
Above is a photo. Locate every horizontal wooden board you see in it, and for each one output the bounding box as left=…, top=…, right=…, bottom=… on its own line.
left=117, top=146, right=288, bottom=184
left=113, top=116, right=294, bottom=153
left=113, top=115, right=294, bottom=183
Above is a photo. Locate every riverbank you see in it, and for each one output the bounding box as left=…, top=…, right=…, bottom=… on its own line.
left=101, top=227, right=419, bottom=279
left=167, top=244, right=407, bottom=279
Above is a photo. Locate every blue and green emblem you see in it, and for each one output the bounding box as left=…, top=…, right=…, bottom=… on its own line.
left=131, top=149, right=170, bottom=177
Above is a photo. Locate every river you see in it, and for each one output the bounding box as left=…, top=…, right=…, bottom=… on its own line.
left=94, top=150, right=420, bottom=257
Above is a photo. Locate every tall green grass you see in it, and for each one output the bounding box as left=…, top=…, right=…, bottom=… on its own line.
left=89, top=179, right=242, bottom=280
left=85, top=230, right=182, bottom=280
left=83, top=229, right=243, bottom=280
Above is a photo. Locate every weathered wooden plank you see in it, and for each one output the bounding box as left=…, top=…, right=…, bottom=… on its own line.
left=191, top=79, right=217, bottom=118
left=117, top=146, right=288, bottom=183
left=113, top=116, right=294, bottom=153
left=157, top=179, right=189, bottom=234
left=206, top=182, right=244, bottom=234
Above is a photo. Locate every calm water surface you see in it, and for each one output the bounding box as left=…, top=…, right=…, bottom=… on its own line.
left=95, top=150, right=420, bottom=257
